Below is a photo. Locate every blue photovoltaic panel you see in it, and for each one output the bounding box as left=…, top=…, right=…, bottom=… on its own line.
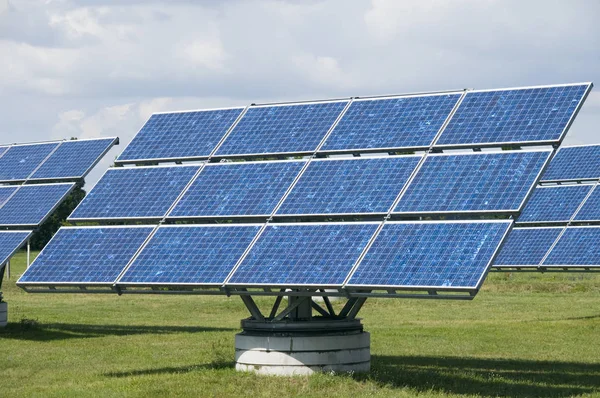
left=348, top=221, right=511, bottom=289
left=543, top=227, right=600, bottom=266
left=169, top=161, right=304, bottom=218
left=69, top=166, right=199, bottom=220
left=0, top=146, right=8, bottom=157
left=0, top=143, right=59, bottom=182
left=228, top=223, right=378, bottom=286
left=321, top=93, right=461, bottom=151
left=277, top=157, right=420, bottom=215
left=573, top=187, right=600, bottom=221
left=517, top=185, right=592, bottom=223
left=117, top=108, right=244, bottom=162
left=215, top=101, right=348, bottom=156
left=541, top=145, right=600, bottom=182
left=0, top=186, right=18, bottom=207
left=493, top=228, right=561, bottom=266
left=0, top=184, right=75, bottom=226
left=0, top=231, right=31, bottom=266
left=17, top=227, right=154, bottom=284
left=31, top=138, right=116, bottom=180
left=394, top=151, right=550, bottom=213
left=119, top=225, right=261, bottom=285
left=436, top=84, right=590, bottom=146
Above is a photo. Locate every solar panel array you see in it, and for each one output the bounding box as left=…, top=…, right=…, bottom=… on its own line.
left=18, top=83, right=594, bottom=296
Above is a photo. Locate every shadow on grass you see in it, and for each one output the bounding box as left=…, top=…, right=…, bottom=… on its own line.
left=359, top=355, right=600, bottom=398
left=105, top=361, right=234, bottom=378
left=0, top=321, right=236, bottom=341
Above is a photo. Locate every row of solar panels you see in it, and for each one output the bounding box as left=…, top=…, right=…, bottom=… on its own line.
left=17, top=220, right=511, bottom=294
left=0, top=183, right=75, bottom=227
left=0, top=138, right=117, bottom=183
left=69, top=150, right=551, bottom=221
left=116, top=83, right=591, bottom=163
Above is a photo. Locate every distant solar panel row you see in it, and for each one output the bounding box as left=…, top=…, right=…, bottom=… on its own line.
left=18, top=221, right=511, bottom=291
left=517, top=185, right=593, bottom=223
left=116, top=84, right=591, bottom=163
left=0, top=183, right=75, bottom=226
left=0, top=231, right=32, bottom=266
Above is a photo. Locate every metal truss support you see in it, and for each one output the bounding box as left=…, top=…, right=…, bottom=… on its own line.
left=240, top=294, right=265, bottom=321
left=339, top=297, right=367, bottom=319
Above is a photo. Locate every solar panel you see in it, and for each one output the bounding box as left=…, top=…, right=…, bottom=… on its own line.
left=117, top=108, right=244, bottom=163
left=319, top=93, right=462, bottom=152
left=347, top=221, right=511, bottom=289
left=215, top=101, right=348, bottom=157
left=541, top=145, right=600, bottom=182
left=227, top=223, right=379, bottom=287
left=17, top=226, right=154, bottom=285
left=0, top=186, right=18, bottom=207
left=276, top=156, right=421, bottom=216
left=69, top=165, right=199, bottom=221
left=31, top=138, right=117, bottom=180
left=0, top=183, right=75, bottom=226
left=394, top=150, right=551, bottom=213
left=169, top=161, right=304, bottom=218
left=543, top=227, right=600, bottom=267
left=0, top=146, right=9, bottom=158
left=118, top=225, right=261, bottom=286
left=435, top=84, right=591, bottom=147
left=572, top=186, right=600, bottom=222
left=517, top=185, right=592, bottom=224
left=0, top=231, right=32, bottom=266
left=493, top=227, right=562, bottom=266
left=0, top=142, right=59, bottom=182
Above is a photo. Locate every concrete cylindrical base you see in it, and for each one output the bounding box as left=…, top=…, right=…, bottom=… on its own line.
left=235, top=319, right=370, bottom=376
left=0, top=302, right=7, bottom=328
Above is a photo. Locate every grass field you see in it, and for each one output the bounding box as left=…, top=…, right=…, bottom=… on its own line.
left=1, top=251, right=599, bottom=397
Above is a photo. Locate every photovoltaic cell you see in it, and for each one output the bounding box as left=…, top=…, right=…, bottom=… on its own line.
left=543, top=227, right=600, bottom=267
left=394, top=151, right=550, bottom=213
left=0, top=186, right=18, bottom=207
left=0, top=146, right=8, bottom=158
left=169, top=161, right=304, bottom=218
left=215, top=101, right=348, bottom=156
left=321, top=94, right=461, bottom=152
left=228, top=223, right=378, bottom=286
left=493, top=227, right=561, bottom=266
left=436, top=84, right=590, bottom=146
left=348, top=221, right=511, bottom=289
left=31, top=138, right=116, bottom=180
left=541, top=145, right=600, bottom=182
left=517, top=185, right=592, bottom=223
left=0, top=231, right=32, bottom=266
left=119, top=225, right=261, bottom=285
left=0, top=143, right=59, bottom=182
left=277, top=157, right=420, bottom=215
left=573, top=187, right=600, bottom=221
left=17, top=227, right=154, bottom=284
left=0, top=184, right=75, bottom=226
left=69, top=166, right=199, bottom=220
left=117, top=108, right=244, bottom=162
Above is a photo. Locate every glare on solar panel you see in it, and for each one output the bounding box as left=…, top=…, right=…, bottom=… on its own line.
left=117, top=108, right=244, bottom=163
left=517, top=185, right=592, bottom=224
left=435, top=83, right=591, bottom=147
left=215, top=100, right=348, bottom=157
left=169, top=160, right=305, bottom=218
left=541, top=144, right=600, bottom=182
left=0, top=231, right=32, bottom=266
left=68, top=165, right=200, bottom=220
left=493, top=227, right=562, bottom=266
left=394, top=150, right=551, bottom=213
left=31, top=138, right=117, bottom=180
left=347, top=220, right=512, bottom=289
left=118, top=224, right=261, bottom=286
left=17, top=226, right=154, bottom=285
left=276, top=156, right=421, bottom=216
left=572, top=185, right=600, bottom=222
left=320, top=93, right=462, bottom=153
left=543, top=227, right=600, bottom=267
left=0, top=183, right=75, bottom=226
left=227, top=223, right=379, bottom=287
left=0, top=142, right=59, bottom=182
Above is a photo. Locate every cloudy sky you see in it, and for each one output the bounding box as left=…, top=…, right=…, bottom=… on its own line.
left=1, top=0, right=599, bottom=188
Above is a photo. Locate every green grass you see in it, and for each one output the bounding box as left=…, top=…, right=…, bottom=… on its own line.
left=1, top=251, right=599, bottom=397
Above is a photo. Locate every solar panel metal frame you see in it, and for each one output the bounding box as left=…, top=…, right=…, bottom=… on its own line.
left=344, top=219, right=513, bottom=294
left=273, top=154, right=424, bottom=218
left=0, top=182, right=76, bottom=227
left=315, top=91, right=465, bottom=156
left=491, top=226, right=564, bottom=270
left=114, top=106, right=247, bottom=165
left=29, top=137, right=119, bottom=182
left=391, top=148, right=553, bottom=216
left=0, top=230, right=33, bottom=266
left=212, top=99, right=350, bottom=159
left=431, top=82, right=593, bottom=150
left=224, top=221, right=381, bottom=290
left=67, top=163, right=202, bottom=223
left=541, top=226, right=600, bottom=269
left=539, top=143, right=600, bottom=183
